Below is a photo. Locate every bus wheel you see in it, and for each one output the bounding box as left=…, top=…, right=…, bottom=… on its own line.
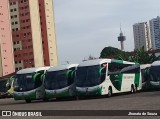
left=25, top=99, right=31, bottom=103
left=43, top=98, right=48, bottom=102
left=76, top=96, right=79, bottom=100
left=134, top=85, right=137, bottom=93
left=108, top=87, right=112, bottom=97
left=131, top=85, right=135, bottom=93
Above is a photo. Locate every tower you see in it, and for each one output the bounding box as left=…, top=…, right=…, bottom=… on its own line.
left=118, top=27, right=126, bottom=51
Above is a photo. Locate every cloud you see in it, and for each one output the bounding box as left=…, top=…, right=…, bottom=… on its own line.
left=54, top=0, right=160, bottom=64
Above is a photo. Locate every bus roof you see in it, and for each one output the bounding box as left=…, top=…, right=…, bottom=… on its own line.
left=47, top=64, right=79, bottom=72
left=17, top=67, right=51, bottom=74
left=78, top=59, right=136, bottom=67
left=151, top=61, right=160, bottom=66
left=140, top=64, right=151, bottom=69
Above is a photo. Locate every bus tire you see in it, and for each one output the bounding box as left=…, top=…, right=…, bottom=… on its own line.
left=25, top=99, right=31, bottom=103
left=43, top=98, right=48, bottom=102
left=131, top=85, right=135, bottom=93
left=134, top=85, right=137, bottom=93
left=108, top=87, right=112, bottom=97
left=76, top=96, right=79, bottom=100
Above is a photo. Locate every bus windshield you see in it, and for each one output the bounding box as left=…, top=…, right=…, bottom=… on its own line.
left=14, top=73, right=35, bottom=92
left=76, top=65, right=101, bottom=87
left=45, top=70, right=69, bottom=90
left=150, top=66, right=160, bottom=82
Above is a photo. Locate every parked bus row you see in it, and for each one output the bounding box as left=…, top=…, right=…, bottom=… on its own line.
left=5, top=59, right=160, bottom=103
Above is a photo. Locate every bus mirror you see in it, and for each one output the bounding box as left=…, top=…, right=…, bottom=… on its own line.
left=40, top=74, right=45, bottom=81
left=6, top=82, right=11, bottom=90
left=71, top=71, right=75, bottom=79
left=33, top=73, right=41, bottom=81
left=66, top=70, right=72, bottom=79
left=99, top=67, right=105, bottom=76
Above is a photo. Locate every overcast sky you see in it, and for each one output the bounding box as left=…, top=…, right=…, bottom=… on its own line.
left=54, top=0, right=160, bottom=64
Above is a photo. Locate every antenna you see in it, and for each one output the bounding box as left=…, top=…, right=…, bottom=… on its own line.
left=118, top=24, right=126, bottom=51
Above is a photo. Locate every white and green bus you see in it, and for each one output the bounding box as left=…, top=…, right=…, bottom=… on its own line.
left=13, top=67, right=50, bottom=103
left=140, top=64, right=151, bottom=90
left=141, top=61, right=160, bottom=90
left=76, top=59, right=141, bottom=97
left=44, top=64, right=78, bottom=100
left=149, top=61, right=160, bottom=89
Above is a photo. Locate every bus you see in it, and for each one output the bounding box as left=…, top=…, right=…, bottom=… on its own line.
left=76, top=59, right=141, bottom=97
left=149, top=61, right=160, bottom=89
left=0, top=78, right=8, bottom=98
left=140, top=64, right=151, bottom=90
left=13, top=67, right=50, bottom=103
left=44, top=64, right=78, bottom=100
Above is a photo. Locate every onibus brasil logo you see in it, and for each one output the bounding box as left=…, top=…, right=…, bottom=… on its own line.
left=1, top=111, right=42, bottom=117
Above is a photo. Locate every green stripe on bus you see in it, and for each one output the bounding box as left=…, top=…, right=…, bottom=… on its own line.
left=111, top=59, right=123, bottom=64
left=118, top=74, right=123, bottom=91
left=134, top=73, right=140, bottom=87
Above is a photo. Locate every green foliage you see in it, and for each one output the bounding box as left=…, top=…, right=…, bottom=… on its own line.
left=100, top=46, right=123, bottom=58
left=100, top=46, right=160, bottom=64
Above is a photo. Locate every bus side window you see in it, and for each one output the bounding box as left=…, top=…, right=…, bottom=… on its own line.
left=108, top=63, right=131, bottom=75
left=108, top=63, right=120, bottom=75
left=121, top=65, right=140, bottom=73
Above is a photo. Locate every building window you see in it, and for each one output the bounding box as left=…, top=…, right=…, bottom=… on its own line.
left=24, top=33, right=26, bottom=37
left=14, top=8, right=17, bottom=11
left=26, top=19, right=29, bottom=22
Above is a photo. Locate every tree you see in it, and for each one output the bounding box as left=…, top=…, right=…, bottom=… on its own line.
left=100, top=46, right=160, bottom=64
left=100, top=46, right=123, bottom=58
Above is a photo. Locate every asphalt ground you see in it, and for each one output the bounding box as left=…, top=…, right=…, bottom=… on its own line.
left=0, top=91, right=160, bottom=119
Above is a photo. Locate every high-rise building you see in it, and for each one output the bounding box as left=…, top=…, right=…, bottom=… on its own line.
left=133, top=22, right=151, bottom=51
left=0, top=0, right=58, bottom=77
left=149, top=16, right=160, bottom=50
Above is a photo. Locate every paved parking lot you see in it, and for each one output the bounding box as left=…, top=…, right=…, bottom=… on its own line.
left=0, top=91, right=160, bottom=119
